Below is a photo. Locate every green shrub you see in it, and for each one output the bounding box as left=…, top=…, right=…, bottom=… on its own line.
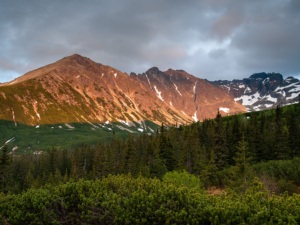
left=0, top=175, right=300, bottom=224
left=277, top=179, right=298, bottom=195
left=162, top=170, right=203, bottom=190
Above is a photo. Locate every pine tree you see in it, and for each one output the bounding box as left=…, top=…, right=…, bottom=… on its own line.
left=124, top=134, right=137, bottom=176
left=288, top=110, right=300, bottom=157
left=157, top=124, right=176, bottom=171
left=60, top=147, right=70, bottom=176
left=234, top=134, right=252, bottom=193
left=228, top=115, right=241, bottom=165
left=0, top=141, right=11, bottom=191
left=273, top=105, right=289, bottom=160
left=213, top=109, right=228, bottom=170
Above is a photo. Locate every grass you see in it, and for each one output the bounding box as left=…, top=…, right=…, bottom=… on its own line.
left=0, top=120, right=160, bottom=154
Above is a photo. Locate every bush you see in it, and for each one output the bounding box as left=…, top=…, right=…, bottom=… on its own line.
left=277, top=179, right=298, bottom=195
left=0, top=175, right=300, bottom=224
left=162, top=170, right=203, bottom=190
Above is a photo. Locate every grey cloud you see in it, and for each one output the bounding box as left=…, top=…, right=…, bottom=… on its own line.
left=0, top=0, right=299, bottom=82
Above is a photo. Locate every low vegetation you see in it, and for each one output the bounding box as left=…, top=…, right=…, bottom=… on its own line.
left=0, top=103, right=299, bottom=224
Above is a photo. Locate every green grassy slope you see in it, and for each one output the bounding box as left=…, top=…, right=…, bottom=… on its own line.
left=0, top=120, right=160, bottom=154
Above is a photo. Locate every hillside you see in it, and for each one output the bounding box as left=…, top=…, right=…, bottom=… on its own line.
left=0, top=54, right=246, bottom=152
left=0, top=54, right=245, bottom=127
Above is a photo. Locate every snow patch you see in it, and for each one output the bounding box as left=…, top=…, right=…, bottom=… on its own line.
left=235, top=92, right=261, bottom=106
left=36, top=113, right=41, bottom=120
left=264, top=104, right=274, bottom=108
left=36, top=125, right=40, bottom=128
left=10, top=81, right=17, bottom=84
left=138, top=128, right=143, bottom=132
left=58, top=125, right=62, bottom=128
left=80, top=116, right=99, bottom=128
left=193, top=81, right=198, bottom=94
left=123, top=92, right=139, bottom=111
left=181, top=111, right=187, bottom=115
left=170, top=102, right=173, bottom=107
left=115, top=125, right=135, bottom=133
left=154, top=85, right=164, bottom=101
left=120, top=120, right=129, bottom=126
left=286, top=92, right=299, bottom=100
left=288, top=85, right=300, bottom=93
left=114, top=73, right=117, bottom=78
left=239, top=84, right=245, bottom=88
left=145, top=73, right=152, bottom=89
left=220, top=107, right=229, bottom=113
left=76, top=75, right=80, bottom=78
left=148, top=126, right=154, bottom=133
left=264, top=94, right=277, bottom=103
left=222, top=85, right=230, bottom=91
left=275, top=82, right=300, bottom=91
left=65, top=123, right=75, bottom=129
left=244, top=87, right=252, bottom=94
left=262, top=77, right=270, bottom=85
left=105, top=121, right=110, bottom=124
left=0, top=137, right=15, bottom=149
left=121, top=100, right=127, bottom=107
left=173, top=83, right=182, bottom=96
left=192, top=110, right=198, bottom=122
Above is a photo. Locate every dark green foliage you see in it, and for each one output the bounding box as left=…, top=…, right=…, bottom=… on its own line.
left=0, top=176, right=300, bottom=224
left=157, top=124, right=176, bottom=171
left=213, top=110, right=228, bottom=170
left=0, top=103, right=299, bottom=209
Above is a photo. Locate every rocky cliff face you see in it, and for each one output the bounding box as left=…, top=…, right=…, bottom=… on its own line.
left=131, top=67, right=246, bottom=121
left=0, top=54, right=246, bottom=127
left=209, top=72, right=300, bottom=111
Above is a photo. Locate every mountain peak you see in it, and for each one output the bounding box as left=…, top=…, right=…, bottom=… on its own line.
left=146, top=67, right=160, bottom=74
left=59, top=54, right=93, bottom=64
left=249, top=72, right=283, bottom=81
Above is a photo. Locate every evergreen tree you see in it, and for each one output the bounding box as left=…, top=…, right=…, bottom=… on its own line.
left=157, top=124, right=176, bottom=171
left=124, top=134, right=137, bottom=176
left=273, top=105, right=289, bottom=160
left=288, top=110, right=300, bottom=157
left=213, top=109, right=228, bottom=170
left=234, top=134, right=252, bottom=193
left=228, top=115, right=241, bottom=165
left=0, top=141, right=11, bottom=191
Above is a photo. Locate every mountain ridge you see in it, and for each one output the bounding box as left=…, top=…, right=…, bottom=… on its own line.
left=0, top=54, right=246, bottom=128
left=209, top=72, right=300, bottom=111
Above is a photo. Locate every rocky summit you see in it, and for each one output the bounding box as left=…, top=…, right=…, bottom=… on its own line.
left=0, top=54, right=246, bottom=128
left=209, top=72, right=300, bottom=112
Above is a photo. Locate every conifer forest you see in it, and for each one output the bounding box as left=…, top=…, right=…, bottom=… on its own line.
left=1, top=104, right=300, bottom=224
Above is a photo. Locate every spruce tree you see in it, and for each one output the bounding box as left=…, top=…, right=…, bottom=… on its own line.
left=234, top=134, right=252, bottom=193
left=213, top=109, right=228, bottom=170
left=288, top=110, right=300, bottom=157
left=273, top=105, right=289, bottom=160
left=0, top=141, right=11, bottom=191
left=124, top=134, right=137, bottom=176
left=228, top=115, right=241, bottom=165
left=157, top=124, right=176, bottom=171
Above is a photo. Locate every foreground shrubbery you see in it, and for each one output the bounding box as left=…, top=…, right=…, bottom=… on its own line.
left=215, top=157, right=300, bottom=195
left=0, top=173, right=300, bottom=224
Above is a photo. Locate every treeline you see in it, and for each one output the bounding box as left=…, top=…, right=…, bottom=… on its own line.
left=0, top=104, right=300, bottom=195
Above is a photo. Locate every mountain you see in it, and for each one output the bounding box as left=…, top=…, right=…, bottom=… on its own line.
left=209, top=72, right=300, bottom=111
left=0, top=54, right=246, bottom=129
left=131, top=67, right=246, bottom=120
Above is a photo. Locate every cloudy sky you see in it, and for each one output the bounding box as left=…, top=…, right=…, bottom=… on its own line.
left=1, top=0, right=300, bottom=82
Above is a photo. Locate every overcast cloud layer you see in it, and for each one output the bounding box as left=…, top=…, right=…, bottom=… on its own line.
left=0, top=0, right=300, bottom=82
